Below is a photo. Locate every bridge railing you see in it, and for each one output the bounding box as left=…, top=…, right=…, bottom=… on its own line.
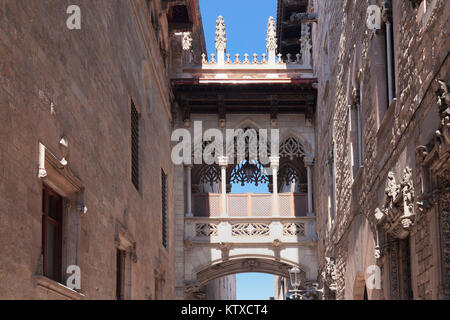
left=185, top=216, right=317, bottom=244
left=192, top=192, right=308, bottom=218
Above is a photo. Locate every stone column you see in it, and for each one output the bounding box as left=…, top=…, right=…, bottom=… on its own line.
left=270, top=156, right=280, bottom=217
left=185, top=165, right=193, bottom=217
left=304, top=157, right=314, bottom=216
left=218, top=156, right=229, bottom=217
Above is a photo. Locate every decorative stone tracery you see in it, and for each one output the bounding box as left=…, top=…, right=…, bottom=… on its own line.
left=231, top=223, right=270, bottom=236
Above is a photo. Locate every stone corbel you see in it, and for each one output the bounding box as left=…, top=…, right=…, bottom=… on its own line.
left=272, top=239, right=281, bottom=261
left=219, top=242, right=231, bottom=261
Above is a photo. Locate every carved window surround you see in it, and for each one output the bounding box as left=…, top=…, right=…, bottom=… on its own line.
left=37, top=141, right=86, bottom=290
left=35, top=275, right=85, bottom=300
left=38, top=142, right=85, bottom=211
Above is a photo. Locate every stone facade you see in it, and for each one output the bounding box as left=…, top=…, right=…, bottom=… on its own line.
left=0, top=0, right=203, bottom=300
left=1, top=0, right=448, bottom=301
left=312, top=0, right=449, bottom=299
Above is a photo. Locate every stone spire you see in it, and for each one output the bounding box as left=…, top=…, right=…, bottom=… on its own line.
left=215, top=16, right=227, bottom=65
left=266, top=17, right=277, bottom=65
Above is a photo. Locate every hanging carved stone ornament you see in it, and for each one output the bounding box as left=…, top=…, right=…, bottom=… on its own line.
left=321, top=257, right=337, bottom=292
left=374, top=167, right=415, bottom=239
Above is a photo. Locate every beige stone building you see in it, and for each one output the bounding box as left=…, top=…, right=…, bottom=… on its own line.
left=0, top=0, right=448, bottom=301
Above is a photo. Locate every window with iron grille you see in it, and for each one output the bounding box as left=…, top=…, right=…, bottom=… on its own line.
left=161, top=169, right=168, bottom=249
left=42, top=185, right=63, bottom=283
left=131, top=100, right=140, bottom=191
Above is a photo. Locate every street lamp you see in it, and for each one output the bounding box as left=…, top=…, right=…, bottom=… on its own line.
left=289, top=266, right=302, bottom=291
left=288, top=266, right=323, bottom=300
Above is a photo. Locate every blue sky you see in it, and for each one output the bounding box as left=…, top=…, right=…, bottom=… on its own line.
left=199, top=0, right=277, bottom=57
left=236, top=273, right=275, bottom=300
left=199, top=0, right=278, bottom=300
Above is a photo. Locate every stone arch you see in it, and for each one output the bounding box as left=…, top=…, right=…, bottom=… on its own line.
left=233, top=119, right=265, bottom=131
left=191, top=255, right=309, bottom=288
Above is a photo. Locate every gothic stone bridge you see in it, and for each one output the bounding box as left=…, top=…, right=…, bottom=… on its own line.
left=172, top=16, right=318, bottom=299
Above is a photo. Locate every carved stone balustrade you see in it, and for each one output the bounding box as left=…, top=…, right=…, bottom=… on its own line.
left=185, top=216, right=317, bottom=244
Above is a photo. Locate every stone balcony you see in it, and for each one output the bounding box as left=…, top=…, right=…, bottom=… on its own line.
left=192, top=192, right=308, bottom=217
left=185, top=192, right=316, bottom=244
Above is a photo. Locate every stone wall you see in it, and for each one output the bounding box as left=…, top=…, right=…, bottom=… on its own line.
left=0, top=0, right=178, bottom=299
left=312, top=0, right=449, bottom=299
left=204, top=275, right=236, bottom=300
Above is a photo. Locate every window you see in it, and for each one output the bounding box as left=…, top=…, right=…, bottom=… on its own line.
left=350, top=88, right=363, bottom=178
left=327, top=147, right=336, bottom=229
left=161, top=169, right=168, bottom=249
left=381, top=0, right=396, bottom=107
left=42, top=186, right=63, bottom=282
left=116, top=249, right=126, bottom=300
left=131, top=100, right=140, bottom=191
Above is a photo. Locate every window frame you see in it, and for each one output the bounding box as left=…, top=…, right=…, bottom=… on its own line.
left=42, top=185, right=63, bottom=283
left=131, top=99, right=141, bottom=192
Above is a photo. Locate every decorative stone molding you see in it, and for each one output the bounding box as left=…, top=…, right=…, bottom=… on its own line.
left=414, top=80, right=450, bottom=299
left=374, top=167, right=415, bottom=239
left=279, top=137, right=306, bottom=160
left=195, top=223, right=218, bottom=237
left=231, top=223, right=270, bottom=236
left=35, top=275, right=85, bottom=300
left=242, top=259, right=260, bottom=271
left=283, top=222, right=305, bottom=236
left=38, top=142, right=87, bottom=214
